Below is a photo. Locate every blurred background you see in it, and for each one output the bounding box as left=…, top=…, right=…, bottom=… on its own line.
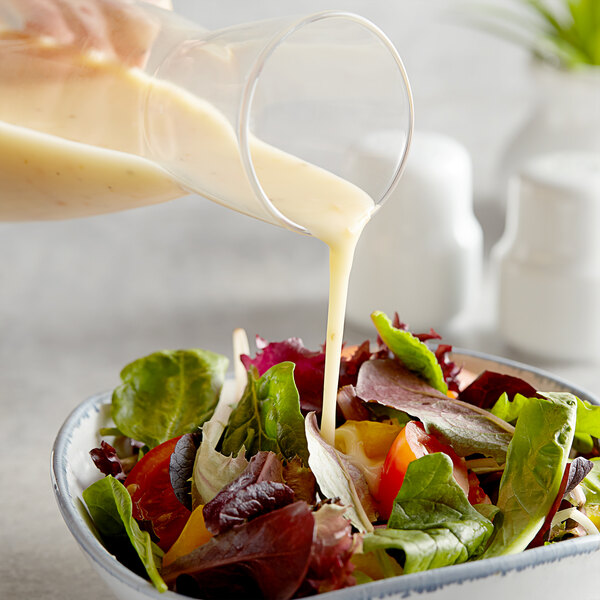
left=1, top=1, right=598, bottom=598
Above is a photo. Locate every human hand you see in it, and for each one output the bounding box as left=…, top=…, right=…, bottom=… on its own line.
left=0, top=0, right=173, bottom=67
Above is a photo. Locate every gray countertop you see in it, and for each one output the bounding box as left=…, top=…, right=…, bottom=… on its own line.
left=2, top=194, right=599, bottom=599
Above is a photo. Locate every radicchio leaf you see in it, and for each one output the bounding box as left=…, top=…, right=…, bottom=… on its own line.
left=242, top=337, right=326, bottom=413
left=162, top=502, right=315, bottom=600
left=170, top=432, right=201, bottom=510
left=90, top=441, right=126, bottom=481
left=241, top=337, right=375, bottom=415
left=565, top=457, right=594, bottom=496
left=356, top=359, right=513, bottom=463
left=434, top=344, right=462, bottom=394
left=459, top=370, right=540, bottom=409
left=203, top=452, right=294, bottom=535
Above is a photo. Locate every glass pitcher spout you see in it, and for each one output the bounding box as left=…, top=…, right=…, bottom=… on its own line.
left=144, top=9, right=414, bottom=234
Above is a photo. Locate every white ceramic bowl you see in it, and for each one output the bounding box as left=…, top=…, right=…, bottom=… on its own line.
left=52, top=350, right=600, bottom=600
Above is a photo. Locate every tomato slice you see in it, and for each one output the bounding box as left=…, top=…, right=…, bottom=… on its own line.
left=377, top=421, right=471, bottom=520
left=124, top=436, right=191, bottom=552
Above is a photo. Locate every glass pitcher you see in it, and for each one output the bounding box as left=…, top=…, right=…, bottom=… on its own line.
left=0, top=1, right=413, bottom=234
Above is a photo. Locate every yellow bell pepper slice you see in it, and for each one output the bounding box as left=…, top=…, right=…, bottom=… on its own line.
left=162, top=504, right=212, bottom=567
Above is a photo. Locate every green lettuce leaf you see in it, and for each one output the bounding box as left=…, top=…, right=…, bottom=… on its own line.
left=112, top=349, right=228, bottom=449
left=482, top=393, right=577, bottom=558
left=192, top=419, right=249, bottom=507
left=491, top=391, right=600, bottom=452
left=371, top=311, right=447, bottom=394
left=305, top=412, right=376, bottom=532
left=220, top=363, right=309, bottom=464
left=82, top=476, right=166, bottom=592
left=363, top=453, right=494, bottom=573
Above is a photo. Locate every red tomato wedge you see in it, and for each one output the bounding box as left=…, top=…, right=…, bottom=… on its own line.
left=377, top=421, right=473, bottom=520
left=124, top=436, right=191, bottom=552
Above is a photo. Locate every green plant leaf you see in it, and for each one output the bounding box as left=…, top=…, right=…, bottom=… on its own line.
left=482, top=393, right=577, bottom=558
left=82, top=476, right=166, bottom=592
left=491, top=391, right=600, bottom=450
left=371, top=311, right=447, bottom=394
left=305, top=412, right=376, bottom=532
left=220, top=363, right=309, bottom=465
left=192, top=419, right=249, bottom=507
left=112, top=349, right=228, bottom=449
left=465, top=0, right=600, bottom=67
left=363, top=453, right=494, bottom=573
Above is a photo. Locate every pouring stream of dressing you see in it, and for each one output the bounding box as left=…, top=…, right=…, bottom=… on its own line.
left=0, top=43, right=376, bottom=444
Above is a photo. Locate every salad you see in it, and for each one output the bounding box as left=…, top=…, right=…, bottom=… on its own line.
left=82, top=311, right=600, bottom=600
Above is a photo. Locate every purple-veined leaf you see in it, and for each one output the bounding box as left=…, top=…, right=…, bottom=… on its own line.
left=162, top=501, right=315, bottom=600
left=356, top=359, right=513, bottom=463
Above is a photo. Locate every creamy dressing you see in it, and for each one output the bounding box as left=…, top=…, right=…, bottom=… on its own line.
left=0, top=41, right=375, bottom=444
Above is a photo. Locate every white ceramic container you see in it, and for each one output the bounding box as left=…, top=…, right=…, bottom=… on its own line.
left=346, top=131, right=483, bottom=333
left=492, top=151, right=600, bottom=361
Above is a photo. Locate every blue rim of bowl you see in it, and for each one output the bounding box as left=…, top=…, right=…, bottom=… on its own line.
left=51, top=348, right=600, bottom=599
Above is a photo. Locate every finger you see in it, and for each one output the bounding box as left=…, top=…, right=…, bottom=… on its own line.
left=3, top=0, right=74, bottom=44
left=101, top=0, right=161, bottom=67
left=54, top=0, right=114, bottom=57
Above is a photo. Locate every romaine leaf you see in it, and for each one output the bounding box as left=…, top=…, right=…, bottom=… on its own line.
left=489, top=391, right=529, bottom=423
left=574, top=398, right=600, bottom=448
left=491, top=391, right=600, bottom=450
left=371, top=311, right=447, bottom=393
left=356, top=359, right=513, bottom=462
left=82, top=476, right=166, bottom=592
left=220, top=363, right=309, bottom=464
left=305, top=412, right=376, bottom=532
left=112, top=349, right=228, bottom=449
left=528, top=457, right=595, bottom=547
left=161, top=502, right=315, bottom=600
left=363, top=453, right=493, bottom=573
left=482, top=393, right=577, bottom=558
left=528, top=462, right=572, bottom=548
